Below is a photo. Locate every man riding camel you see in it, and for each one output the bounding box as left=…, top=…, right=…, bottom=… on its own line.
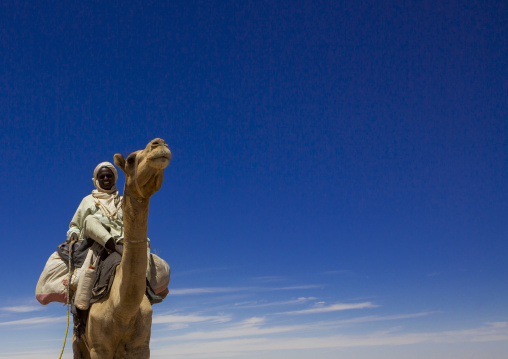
left=67, top=162, right=125, bottom=254
left=66, top=162, right=156, bottom=296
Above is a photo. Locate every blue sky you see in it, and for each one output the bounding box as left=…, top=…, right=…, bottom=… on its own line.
left=1, top=0, right=507, bottom=358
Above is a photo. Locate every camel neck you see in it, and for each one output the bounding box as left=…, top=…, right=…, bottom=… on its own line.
left=115, top=192, right=150, bottom=317
left=122, top=194, right=150, bottom=241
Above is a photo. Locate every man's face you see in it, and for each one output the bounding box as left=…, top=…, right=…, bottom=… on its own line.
left=97, top=167, right=115, bottom=190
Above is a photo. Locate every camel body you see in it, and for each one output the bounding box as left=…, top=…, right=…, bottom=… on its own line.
left=73, top=138, right=171, bottom=359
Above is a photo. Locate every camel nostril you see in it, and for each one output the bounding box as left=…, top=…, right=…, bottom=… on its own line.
left=151, top=139, right=165, bottom=148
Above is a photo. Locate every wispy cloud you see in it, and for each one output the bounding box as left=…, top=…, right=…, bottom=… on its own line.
left=0, top=351, right=62, bottom=359
left=278, top=302, right=378, bottom=315
left=152, top=310, right=432, bottom=349
left=427, top=272, right=440, bottom=277
left=150, top=322, right=508, bottom=358
left=270, top=285, right=322, bottom=291
left=153, top=316, right=305, bottom=342
left=0, top=316, right=66, bottom=327
left=170, top=287, right=244, bottom=295
left=250, top=276, right=287, bottom=283
left=234, top=297, right=317, bottom=309
left=325, top=312, right=433, bottom=326
left=172, top=267, right=233, bottom=278
left=153, top=313, right=232, bottom=325
left=0, top=306, right=44, bottom=313
left=322, top=270, right=354, bottom=275
left=170, top=285, right=321, bottom=296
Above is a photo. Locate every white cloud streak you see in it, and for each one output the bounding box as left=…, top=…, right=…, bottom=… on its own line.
left=0, top=316, right=66, bottom=327
left=170, top=287, right=245, bottom=295
left=150, top=322, right=508, bottom=358
left=170, top=285, right=321, bottom=296
left=151, top=310, right=434, bottom=348
left=0, top=351, right=65, bottom=359
left=278, top=301, right=378, bottom=315
left=153, top=317, right=306, bottom=342
left=172, top=267, right=233, bottom=278
left=250, top=276, right=287, bottom=283
left=153, top=313, right=231, bottom=325
left=0, top=306, right=44, bottom=313
left=323, top=312, right=433, bottom=326
left=234, top=297, right=317, bottom=308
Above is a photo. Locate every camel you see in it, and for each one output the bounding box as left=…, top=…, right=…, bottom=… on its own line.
left=73, top=138, right=171, bottom=359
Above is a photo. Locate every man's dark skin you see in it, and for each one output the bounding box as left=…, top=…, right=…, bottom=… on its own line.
left=97, top=167, right=115, bottom=191
left=70, top=167, right=117, bottom=252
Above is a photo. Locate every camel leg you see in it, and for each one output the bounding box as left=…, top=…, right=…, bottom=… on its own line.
left=121, top=346, right=150, bottom=359
left=90, top=347, right=113, bottom=359
left=72, top=334, right=91, bottom=359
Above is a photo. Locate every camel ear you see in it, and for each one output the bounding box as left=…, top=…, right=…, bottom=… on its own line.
left=114, top=154, right=126, bottom=171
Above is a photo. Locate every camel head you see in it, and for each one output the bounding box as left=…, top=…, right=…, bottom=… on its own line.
left=114, top=138, right=171, bottom=199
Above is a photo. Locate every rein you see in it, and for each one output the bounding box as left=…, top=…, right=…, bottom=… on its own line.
left=121, top=152, right=147, bottom=203
left=133, top=152, right=146, bottom=200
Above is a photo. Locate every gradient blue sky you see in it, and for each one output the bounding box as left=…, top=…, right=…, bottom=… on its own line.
left=1, top=0, right=507, bottom=358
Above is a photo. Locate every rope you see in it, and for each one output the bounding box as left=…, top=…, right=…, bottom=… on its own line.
left=133, top=152, right=146, bottom=199
left=59, top=240, right=75, bottom=359
left=58, top=304, right=70, bottom=359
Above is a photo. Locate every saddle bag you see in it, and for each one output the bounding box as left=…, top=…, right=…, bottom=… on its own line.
left=36, top=243, right=93, bottom=305
left=35, top=252, right=72, bottom=305
left=74, top=251, right=99, bottom=310
left=149, top=253, right=170, bottom=297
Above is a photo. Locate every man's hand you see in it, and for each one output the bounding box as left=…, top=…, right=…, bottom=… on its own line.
left=105, top=237, right=116, bottom=253
left=70, top=233, right=78, bottom=242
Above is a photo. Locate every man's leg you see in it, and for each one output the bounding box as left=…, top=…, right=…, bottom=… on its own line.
left=83, top=216, right=115, bottom=251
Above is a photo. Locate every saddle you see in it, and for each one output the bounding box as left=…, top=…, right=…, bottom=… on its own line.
left=36, top=238, right=169, bottom=306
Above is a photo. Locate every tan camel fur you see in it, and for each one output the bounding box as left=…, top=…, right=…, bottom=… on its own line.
left=73, top=138, right=171, bottom=359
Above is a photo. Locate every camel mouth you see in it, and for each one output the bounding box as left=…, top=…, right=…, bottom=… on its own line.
left=147, top=153, right=171, bottom=169
left=149, top=154, right=171, bottom=161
